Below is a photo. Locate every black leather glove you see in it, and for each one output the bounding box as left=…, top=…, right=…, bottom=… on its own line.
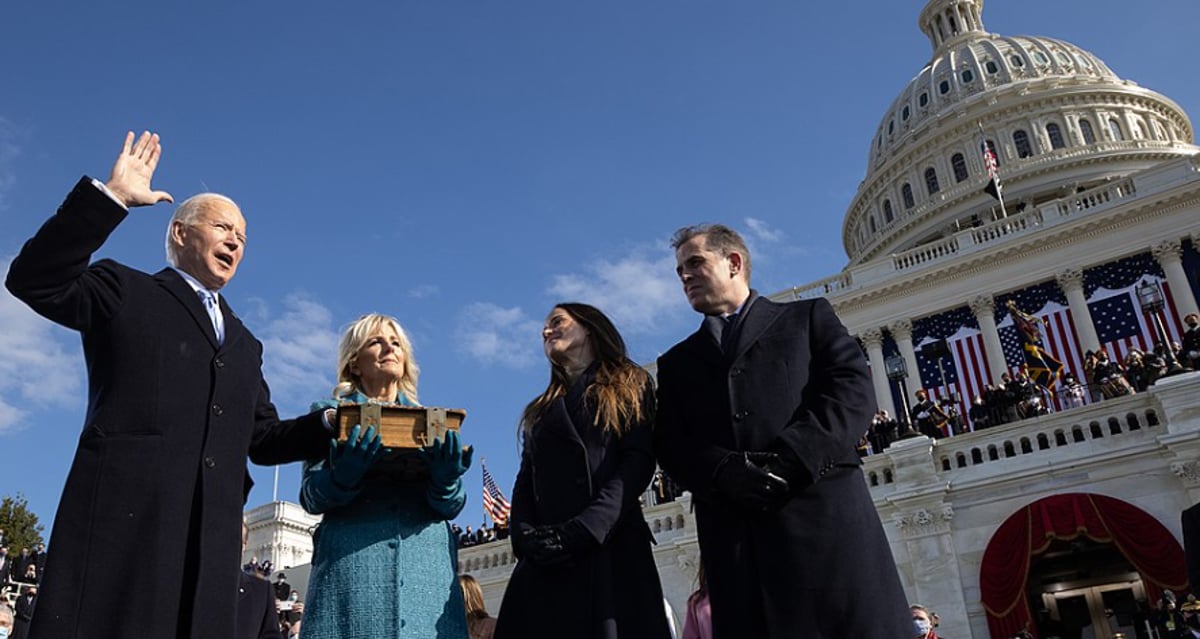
left=762, top=444, right=811, bottom=489
left=528, top=520, right=596, bottom=567
left=712, top=451, right=790, bottom=511
left=511, top=522, right=540, bottom=561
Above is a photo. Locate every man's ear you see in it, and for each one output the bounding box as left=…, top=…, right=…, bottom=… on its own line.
left=728, top=252, right=744, bottom=277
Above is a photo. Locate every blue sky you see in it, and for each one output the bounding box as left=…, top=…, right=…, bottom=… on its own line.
left=2, top=0, right=1198, bottom=536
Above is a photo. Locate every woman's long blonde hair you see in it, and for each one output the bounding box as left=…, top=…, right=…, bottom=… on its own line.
left=520, top=303, right=652, bottom=438
left=332, top=313, right=420, bottom=403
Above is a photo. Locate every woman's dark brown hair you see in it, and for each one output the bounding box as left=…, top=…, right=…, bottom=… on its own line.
left=520, top=303, right=652, bottom=437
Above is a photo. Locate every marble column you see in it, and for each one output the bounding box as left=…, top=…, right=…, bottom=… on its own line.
left=861, top=329, right=897, bottom=418
left=889, top=319, right=923, bottom=398
left=969, top=295, right=1008, bottom=383
left=1056, top=268, right=1100, bottom=354
left=1154, top=239, right=1200, bottom=320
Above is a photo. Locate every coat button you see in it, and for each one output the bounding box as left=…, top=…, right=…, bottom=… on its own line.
left=733, top=411, right=746, bottom=421
left=204, top=456, right=216, bottom=468
left=212, top=404, right=223, bottom=416
left=215, top=357, right=225, bottom=368
left=730, top=368, right=741, bottom=377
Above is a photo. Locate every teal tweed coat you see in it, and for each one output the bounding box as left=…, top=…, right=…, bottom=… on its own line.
left=299, top=393, right=469, bottom=639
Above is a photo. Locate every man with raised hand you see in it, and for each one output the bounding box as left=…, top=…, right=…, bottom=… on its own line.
left=5, top=131, right=329, bottom=639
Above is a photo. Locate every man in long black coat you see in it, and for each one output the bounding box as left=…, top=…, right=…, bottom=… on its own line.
left=654, top=224, right=912, bottom=638
left=4, top=131, right=329, bottom=638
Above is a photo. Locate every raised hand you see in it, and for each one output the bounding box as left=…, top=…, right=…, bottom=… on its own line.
left=105, top=130, right=174, bottom=208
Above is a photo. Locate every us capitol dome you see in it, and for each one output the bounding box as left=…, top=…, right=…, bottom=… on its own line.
left=844, top=0, right=1198, bottom=266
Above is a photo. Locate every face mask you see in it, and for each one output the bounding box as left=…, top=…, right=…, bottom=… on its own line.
left=914, top=618, right=932, bottom=637
left=289, top=593, right=299, bottom=602
left=0, top=628, right=10, bottom=639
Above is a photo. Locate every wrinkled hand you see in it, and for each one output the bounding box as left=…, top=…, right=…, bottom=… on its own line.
left=105, top=131, right=174, bottom=207
left=329, top=424, right=382, bottom=489
left=420, top=430, right=473, bottom=487
left=713, top=451, right=790, bottom=511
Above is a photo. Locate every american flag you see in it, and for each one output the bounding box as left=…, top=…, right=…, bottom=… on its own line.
left=914, top=307, right=979, bottom=433
left=481, top=461, right=511, bottom=526
left=980, top=122, right=1001, bottom=201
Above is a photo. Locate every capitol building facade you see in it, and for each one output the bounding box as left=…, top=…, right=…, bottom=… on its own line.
left=250, top=1, right=1200, bottom=637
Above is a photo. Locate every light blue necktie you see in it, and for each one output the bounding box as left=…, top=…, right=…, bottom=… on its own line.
left=199, top=289, right=225, bottom=345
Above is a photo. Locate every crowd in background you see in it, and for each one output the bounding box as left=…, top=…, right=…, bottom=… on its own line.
left=0, top=533, right=45, bottom=639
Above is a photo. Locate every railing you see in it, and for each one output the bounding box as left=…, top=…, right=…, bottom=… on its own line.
left=778, top=157, right=1198, bottom=302
left=862, top=392, right=1162, bottom=495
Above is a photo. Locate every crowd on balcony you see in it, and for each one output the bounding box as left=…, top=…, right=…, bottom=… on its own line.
left=856, top=315, right=1198, bottom=456
left=453, top=522, right=510, bottom=548
left=0, top=536, right=46, bottom=639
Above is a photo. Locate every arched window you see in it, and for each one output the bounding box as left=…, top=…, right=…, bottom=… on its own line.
left=985, top=60, right=999, bottom=74
left=869, top=216, right=877, bottom=234
left=1013, top=129, right=1033, bottom=158
left=1046, top=123, right=1065, bottom=149
left=1109, top=118, right=1124, bottom=141
left=925, top=167, right=940, bottom=195
left=1079, top=119, right=1096, bottom=144
left=902, top=183, right=915, bottom=209
left=883, top=199, right=894, bottom=223
left=951, top=153, right=968, bottom=182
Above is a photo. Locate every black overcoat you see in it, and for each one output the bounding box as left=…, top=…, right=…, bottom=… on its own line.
left=4, top=179, right=328, bottom=639
left=494, top=369, right=671, bottom=639
left=236, top=571, right=284, bottom=639
left=654, top=295, right=912, bottom=639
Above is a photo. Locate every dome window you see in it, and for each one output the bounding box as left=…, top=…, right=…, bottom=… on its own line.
left=925, top=167, right=940, bottom=195
left=939, top=80, right=951, bottom=95
left=902, top=183, right=915, bottom=209
left=985, top=60, right=999, bottom=74
left=883, top=199, right=894, bottom=223
left=1013, top=129, right=1033, bottom=158
left=1034, top=51, right=1050, bottom=65
left=888, top=120, right=895, bottom=135
left=961, top=69, right=974, bottom=83
left=919, top=92, right=929, bottom=107
left=869, top=216, right=877, bottom=234
left=1079, top=119, right=1096, bottom=144
left=1046, top=123, right=1066, bottom=149
left=1010, top=55, right=1025, bottom=68
left=902, top=106, right=910, bottom=121
left=951, top=153, right=968, bottom=182
left=1055, top=51, right=1072, bottom=65
left=1109, top=119, right=1124, bottom=141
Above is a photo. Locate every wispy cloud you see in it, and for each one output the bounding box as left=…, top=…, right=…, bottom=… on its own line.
left=408, top=284, right=439, bottom=299
left=250, top=293, right=340, bottom=415
left=744, top=217, right=783, bottom=243
left=0, top=118, right=20, bottom=210
left=0, top=258, right=84, bottom=434
left=546, top=245, right=686, bottom=336
left=453, top=303, right=542, bottom=369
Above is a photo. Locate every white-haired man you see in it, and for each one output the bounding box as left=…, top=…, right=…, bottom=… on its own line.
left=5, top=131, right=329, bottom=639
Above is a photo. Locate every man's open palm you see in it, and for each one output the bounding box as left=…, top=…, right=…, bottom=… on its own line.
left=105, top=130, right=174, bottom=207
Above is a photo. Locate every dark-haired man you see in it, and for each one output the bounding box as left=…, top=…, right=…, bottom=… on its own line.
left=653, top=224, right=912, bottom=638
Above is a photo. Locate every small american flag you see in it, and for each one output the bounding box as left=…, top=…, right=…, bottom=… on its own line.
left=980, top=122, right=1001, bottom=201
left=481, top=461, right=511, bottom=526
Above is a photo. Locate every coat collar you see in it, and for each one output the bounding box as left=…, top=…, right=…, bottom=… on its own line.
left=154, top=267, right=244, bottom=351
left=684, top=291, right=784, bottom=363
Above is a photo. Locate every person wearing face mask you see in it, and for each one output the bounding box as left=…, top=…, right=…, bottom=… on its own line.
left=911, top=604, right=940, bottom=639
left=0, top=604, right=13, bottom=639
left=14, top=587, right=36, bottom=639
left=299, top=313, right=473, bottom=639
left=493, top=303, right=671, bottom=639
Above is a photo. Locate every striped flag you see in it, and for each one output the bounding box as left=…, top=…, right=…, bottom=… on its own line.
left=980, top=122, right=1002, bottom=201
left=481, top=460, right=511, bottom=526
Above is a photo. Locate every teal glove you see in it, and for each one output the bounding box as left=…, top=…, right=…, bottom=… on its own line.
left=329, top=424, right=382, bottom=490
left=421, top=430, right=474, bottom=487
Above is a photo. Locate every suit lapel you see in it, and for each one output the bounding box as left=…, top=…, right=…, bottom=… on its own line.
left=218, top=296, right=245, bottom=351
left=684, top=325, right=726, bottom=368
left=730, top=296, right=785, bottom=362
left=155, top=268, right=220, bottom=349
